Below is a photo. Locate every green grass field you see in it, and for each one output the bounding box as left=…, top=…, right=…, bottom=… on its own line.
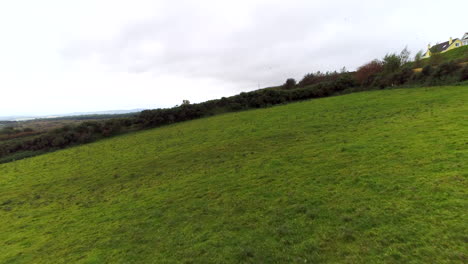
left=1, top=85, right=467, bottom=263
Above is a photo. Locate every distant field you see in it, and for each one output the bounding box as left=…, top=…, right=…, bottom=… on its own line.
left=0, top=85, right=467, bottom=263
left=0, top=122, right=16, bottom=129
left=1, top=113, right=137, bottom=132
left=0, top=116, right=129, bottom=163
left=16, top=116, right=124, bottom=132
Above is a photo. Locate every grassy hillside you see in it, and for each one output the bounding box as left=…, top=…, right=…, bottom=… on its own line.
left=436, top=45, right=468, bottom=62
left=418, top=45, right=468, bottom=67
left=1, top=85, right=467, bottom=263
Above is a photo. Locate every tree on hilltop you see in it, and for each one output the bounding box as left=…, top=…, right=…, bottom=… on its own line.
left=283, top=78, right=297, bottom=89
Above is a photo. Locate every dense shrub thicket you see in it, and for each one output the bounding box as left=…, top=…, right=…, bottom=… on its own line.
left=1, top=48, right=467, bottom=163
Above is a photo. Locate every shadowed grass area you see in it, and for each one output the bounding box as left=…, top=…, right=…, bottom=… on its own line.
left=0, top=85, right=467, bottom=263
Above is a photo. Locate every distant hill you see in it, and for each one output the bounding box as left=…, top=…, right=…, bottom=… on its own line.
left=0, top=109, right=145, bottom=121
left=61, top=109, right=146, bottom=117
left=0, top=85, right=466, bottom=263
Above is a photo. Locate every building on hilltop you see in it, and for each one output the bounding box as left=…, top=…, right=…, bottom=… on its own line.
left=422, top=36, right=463, bottom=58
left=462, top=33, right=468, bottom=46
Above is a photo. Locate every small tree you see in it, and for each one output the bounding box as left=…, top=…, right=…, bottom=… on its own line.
left=399, top=46, right=411, bottom=65
left=182, top=100, right=190, bottom=105
left=283, top=78, right=296, bottom=89
left=414, top=50, right=423, bottom=68
left=383, top=53, right=402, bottom=74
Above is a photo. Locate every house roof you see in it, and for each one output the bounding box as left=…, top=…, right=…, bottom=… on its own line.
left=430, top=38, right=460, bottom=53
left=463, top=33, right=468, bottom=39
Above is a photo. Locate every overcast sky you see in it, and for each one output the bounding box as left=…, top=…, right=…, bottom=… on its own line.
left=0, top=0, right=466, bottom=116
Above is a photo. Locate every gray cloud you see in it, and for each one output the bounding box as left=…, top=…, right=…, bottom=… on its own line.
left=61, top=0, right=468, bottom=90
left=62, top=1, right=400, bottom=87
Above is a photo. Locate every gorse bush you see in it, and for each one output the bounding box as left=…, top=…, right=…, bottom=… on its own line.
left=424, top=61, right=461, bottom=85
left=460, top=65, right=468, bottom=81
left=422, top=65, right=433, bottom=76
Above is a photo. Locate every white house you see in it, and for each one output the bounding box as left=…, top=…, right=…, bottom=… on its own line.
left=462, top=32, right=468, bottom=46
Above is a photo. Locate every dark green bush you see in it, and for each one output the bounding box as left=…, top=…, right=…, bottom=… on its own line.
left=422, top=65, right=433, bottom=76
left=459, top=65, right=468, bottom=81
left=283, top=78, right=297, bottom=90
